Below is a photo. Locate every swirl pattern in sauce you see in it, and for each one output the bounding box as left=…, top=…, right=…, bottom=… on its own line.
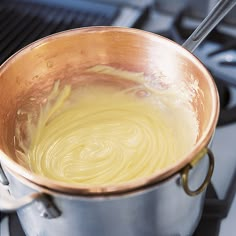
left=15, top=72, right=199, bottom=186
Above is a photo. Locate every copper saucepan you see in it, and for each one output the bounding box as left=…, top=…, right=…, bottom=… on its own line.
left=0, top=26, right=219, bottom=195
left=0, top=27, right=218, bottom=236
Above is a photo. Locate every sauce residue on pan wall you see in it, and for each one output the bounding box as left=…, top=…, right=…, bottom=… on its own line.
left=14, top=65, right=199, bottom=186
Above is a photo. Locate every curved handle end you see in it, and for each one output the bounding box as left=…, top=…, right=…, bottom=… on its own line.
left=181, top=148, right=214, bottom=196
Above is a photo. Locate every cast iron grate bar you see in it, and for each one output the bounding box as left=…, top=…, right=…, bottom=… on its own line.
left=1, top=7, right=55, bottom=61
left=0, top=8, right=30, bottom=42
left=0, top=6, right=18, bottom=29
left=16, top=8, right=72, bottom=50
left=16, top=10, right=60, bottom=50
left=170, top=8, right=236, bottom=86
left=219, top=61, right=236, bottom=66
left=208, top=41, right=236, bottom=56
left=0, top=0, right=120, bottom=65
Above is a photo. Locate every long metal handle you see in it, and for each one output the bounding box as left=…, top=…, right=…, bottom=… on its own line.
left=182, top=0, right=236, bottom=52
left=0, top=183, right=61, bottom=218
left=0, top=184, right=41, bottom=212
left=0, top=163, right=61, bottom=218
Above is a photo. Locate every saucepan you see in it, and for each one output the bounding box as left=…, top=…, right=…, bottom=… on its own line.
left=0, top=0, right=235, bottom=235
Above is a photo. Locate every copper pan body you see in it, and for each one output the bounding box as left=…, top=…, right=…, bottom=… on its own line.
left=0, top=26, right=219, bottom=195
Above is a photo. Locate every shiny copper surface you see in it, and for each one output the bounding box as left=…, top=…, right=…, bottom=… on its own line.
left=0, top=27, right=219, bottom=195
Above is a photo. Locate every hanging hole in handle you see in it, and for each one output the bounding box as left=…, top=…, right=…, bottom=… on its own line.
left=181, top=148, right=214, bottom=196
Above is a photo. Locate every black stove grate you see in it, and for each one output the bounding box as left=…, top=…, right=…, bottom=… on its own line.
left=170, top=10, right=236, bottom=87
left=168, top=9, right=236, bottom=128
left=0, top=0, right=119, bottom=65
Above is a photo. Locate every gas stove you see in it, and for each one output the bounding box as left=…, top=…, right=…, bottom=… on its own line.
left=0, top=0, right=236, bottom=235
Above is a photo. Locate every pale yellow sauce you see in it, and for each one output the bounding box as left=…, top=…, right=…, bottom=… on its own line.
left=15, top=66, right=199, bottom=186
